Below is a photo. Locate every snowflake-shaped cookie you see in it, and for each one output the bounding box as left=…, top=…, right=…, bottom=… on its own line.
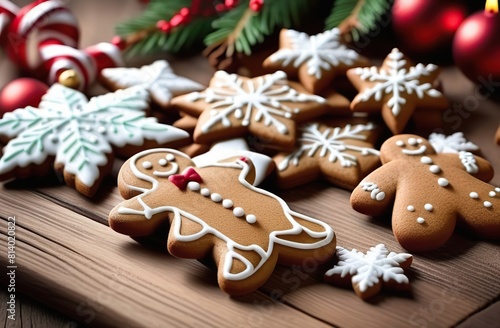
left=0, top=84, right=189, bottom=196
left=428, top=132, right=478, bottom=154
left=274, top=121, right=380, bottom=190
left=171, top=70, right=328, bottom=148
left=324, top=244, right=412, bottom=300
left=351, top=134, right=500, bottom=252
left=348, top=48, right=448, bottom=135
left=100, top=60, right=204, bottom=108
left=109, top=149, right=336, bottom=295
left=263, top=28, right=368, bottom=93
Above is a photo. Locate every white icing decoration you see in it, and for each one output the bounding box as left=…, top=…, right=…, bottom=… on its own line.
left=361, top=182, right=385, bottom=201
left=489, top=191, right=497, bottom=197
left=438, top=178, right=449, bottom=187
left=277, top=123, right=379, bottom=170
left=0, top=84, right=189, bottom=187
left=484, top=201, right=492, bottom=208
left=408, top=138, right=417, bottom=146
left=420, top=156, right=433, bottom=164
left=117, top=149, right=335, bottom=281
left=101, top=60, right=204, bottom=107
left=407, top=205, right=415, bottom=212
left=469, top=192, right=479, bottom=199
left=428, top=132, right=479, bottom=154
left=402, top=145, right=427, bottom=155
left=324, top=244, right=411, bottom=293
left=424, top=204, right=433, bottom=211
left=166, top=154, right=175, bottom=161
left=416, top=217, right=425, bottom=224
left=429, top=165, right=441, bottom=174
left=142, top=161, right=152, bottom=169
left=222, top=199, right=234, bottom=208
left=187, top=181, right=200, bottom=191
left=200, top=188, right=210, bottom=197
left=233, top=207, right=245, bottom=217
left=354, top=48, right=442, bottom=117
left=496, top=187, right=500, bottom=192
left=396, top=140, right=405, bottom=147
left=186, top=71, right=325, bottom=136
left=158, top=159, right=167, bottom=166
left=459, top=151, right=479, bottom=174
left=246, top=215, right=257, bottom=224
left=269, top=28, right=361, bottom=79
left=211, top=193, right=222, bottom=202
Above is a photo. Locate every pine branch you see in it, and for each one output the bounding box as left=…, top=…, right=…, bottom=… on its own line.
left=325, top=0, right=391, bottom=41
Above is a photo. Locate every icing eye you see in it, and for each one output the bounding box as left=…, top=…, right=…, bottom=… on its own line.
left=142, top=161, right=153, bottom=169
left=166, top=154, right=175, bottom=161
left=417, top=138, right=423, bottom=143
left=396, top=140, right=405, bottom=147
left=408, top=138, right=418, bottom=146
left=158, top=159, right=168, bottom=166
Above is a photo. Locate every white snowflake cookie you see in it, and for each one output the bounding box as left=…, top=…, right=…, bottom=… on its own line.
left=324, top=244, right=412, bottom=300
left=0, top=84, right=190, bottom=196
left=263, top=28, right=369, bottom=93
left=347, top=48, right=448, bottom=135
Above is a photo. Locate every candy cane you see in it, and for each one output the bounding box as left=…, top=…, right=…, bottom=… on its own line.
left=0, top=0, right=19, bottom=40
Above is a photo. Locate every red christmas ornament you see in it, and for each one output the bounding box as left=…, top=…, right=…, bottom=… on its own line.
left=453, top=0, right=500, bottom=82
left=392, top=0, right=467, bottom=54
left=0, top=78, right=49, bottom=115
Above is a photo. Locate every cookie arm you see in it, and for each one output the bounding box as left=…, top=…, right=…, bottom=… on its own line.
left=350, top=162, right=399, bottom=216
left=441, top=152, right=494, bottom=182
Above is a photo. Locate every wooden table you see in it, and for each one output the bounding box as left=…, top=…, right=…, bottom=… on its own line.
left=1, top=1, right=499, bottom=327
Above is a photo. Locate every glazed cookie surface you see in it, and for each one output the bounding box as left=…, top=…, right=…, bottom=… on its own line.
left=109, top=148, right=336, bottom=295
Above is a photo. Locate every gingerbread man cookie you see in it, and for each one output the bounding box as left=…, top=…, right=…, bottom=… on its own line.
left=347, top=48, right=448, bottom=135
left=109, top=149, right=336, bottom=295
left=263, top=28, right=369, bottom=94
left=350, top=135, right=500, bottom=252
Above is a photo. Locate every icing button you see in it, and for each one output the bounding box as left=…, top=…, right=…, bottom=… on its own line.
left=407, top=205, right=415, bottom=212
left=469, top=192, right=479, bottom=199
left=187, top=181, right=200, bottom=191
left=489, top=191, right=496, bottom=197
left=222, top=199, right=234, bottom=208
left=438, top=178, right=449, bottom=187
left=246, top=214, right=257, bottom=224
left=200, top=188, right=210, bottom=197
left=429, top=165, right=441, bottom=174
left=233, top=207, right=245, bottom=217
left=420, top=156, right=433, bottom=164
left=483, top=201, right=492, bottom=208
left=211, top=193, right=222, bottom=202
left=416, top=217, right=425, bottom=224
left=424, top=203, right=433, bottom=211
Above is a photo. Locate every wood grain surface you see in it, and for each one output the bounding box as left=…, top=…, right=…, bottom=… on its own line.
left=1, top=1, right=499, bottom=327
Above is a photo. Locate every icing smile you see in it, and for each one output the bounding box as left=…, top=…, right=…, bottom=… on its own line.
left=402, top=145, right=427, bottom=155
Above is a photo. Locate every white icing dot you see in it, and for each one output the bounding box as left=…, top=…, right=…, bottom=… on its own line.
left=187, top=181, right=200, bottom=191
left=438, top=178, right=449, bottom=187
left=496, top=187, right=500, bottom=192
left=84, top=125, right=92, bottom=132
left=424, top=203, right=433, bottom=211
left=484, top=201, right=492, bottom=208
left=469, top=192, right=479, bottom=199
left=222, top=199, right=234, bottom=208
left=246, top=214, right=257, bottom=224
left=417, top=217, right=426, bottom=224
left=429, top=165, right=441, bottom=174
left=420, top=156, right=433, bottom=164
left=396, top=140, right=405, bottom=147
left=407, top=205, right=415, bottom=212
left=88, top=136, right=97, bottom=144
left=408, top=138, right=418, bottom=146
left=489, top=191, right=496, bottom=197
left=97, top=126, right=106, bottom=134
left=211, top=193, right=222, bottom=202
left=417, top=138, right=423, bottom=143
left=201, top=188, right=210, bottom=197
left=158, top=159, right=167, bottom=166
left=142, top=161, right=152, bottom=169
left=166, top=154, right=175, bottom=161
left=233, top=207, right=245, bottom=217
left=375, top=192, right=386, bottom=201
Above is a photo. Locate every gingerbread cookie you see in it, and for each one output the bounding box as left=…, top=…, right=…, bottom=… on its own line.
left=0, top=84, right=190, bottom=196
left=347, top=48, right=448, bottom=135
left=350, top=135, right=500, bottom=252
left=324, top=244, right=412, bottom=300
left=428, top=132, right=478, bottom=154
left=273, top=120, right=380, bottom=190
left=263, top=28, right=369, bottom=94
left=100, top=60, right=204, bottom=108
left=170, top=70, right=329, bottom=149
left=108, top=149, right=336, bottom=295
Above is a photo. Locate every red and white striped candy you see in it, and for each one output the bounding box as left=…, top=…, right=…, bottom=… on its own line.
left=0, top=0, right=19, bottom=40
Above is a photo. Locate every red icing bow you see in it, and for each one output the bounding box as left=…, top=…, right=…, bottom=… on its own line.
left=168, top=167, right=203, bottom=190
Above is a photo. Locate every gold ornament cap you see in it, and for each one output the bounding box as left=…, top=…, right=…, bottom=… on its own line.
left=58, top=70, right=81, bottom=89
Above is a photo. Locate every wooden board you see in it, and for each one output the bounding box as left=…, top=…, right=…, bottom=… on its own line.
left=1, top=1, right=500, bottom=327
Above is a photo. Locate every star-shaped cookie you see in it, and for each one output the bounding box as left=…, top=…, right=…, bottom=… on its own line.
left=347, top=48, right=448, bottom=135
left=350, top=134, right=500, bottom=252
left=324, top=244, right=412, bottom=300
left=273, top=120, right=380, bottom=190
left=100, top=60, right=204, bottom=108
left=0, top=84, right=189, bottom=196
left=170, top=70, right=332, bottom=149
left=263, top=28, right=369, bottom=94
left=109, top=148, right=336, bottom=295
